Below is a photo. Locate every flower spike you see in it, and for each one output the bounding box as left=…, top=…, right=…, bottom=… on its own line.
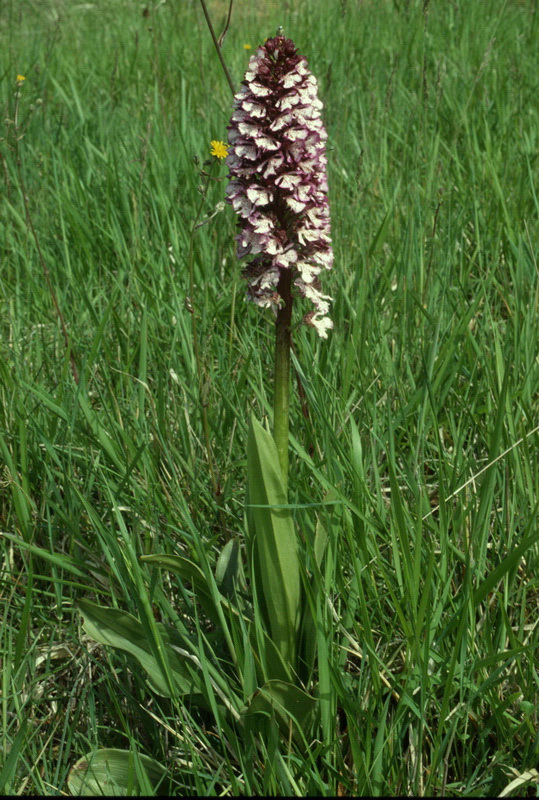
left=226, top=35, right=334, bottom=337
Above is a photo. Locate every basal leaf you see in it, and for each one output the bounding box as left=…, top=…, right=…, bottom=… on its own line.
left=242, top=679, right=318, bottom=743
left=215, top=538, right=246, bottom=596
left=77, top=599, right=201, bottom=697
left=246, top=415, right=301, bottom=673
left=139, top=554, right=221, bottom=626
left=68, top=748, right=167, bottom=796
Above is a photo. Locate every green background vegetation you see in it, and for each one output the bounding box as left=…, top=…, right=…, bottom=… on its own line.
left=1, top=0, right=539, bottom=794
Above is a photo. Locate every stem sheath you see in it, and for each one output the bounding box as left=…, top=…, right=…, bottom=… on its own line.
left=273, top=270, right=293, bottom=494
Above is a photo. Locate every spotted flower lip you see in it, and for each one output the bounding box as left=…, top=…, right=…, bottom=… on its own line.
left=225, top=35, right=334, bottom=338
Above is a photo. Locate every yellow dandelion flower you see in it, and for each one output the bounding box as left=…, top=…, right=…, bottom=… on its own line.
left=16, top=74, right=26, bottom=82
left=243, top=44, right=251, bottom=50
left=210, top=140, right=228, bottom=159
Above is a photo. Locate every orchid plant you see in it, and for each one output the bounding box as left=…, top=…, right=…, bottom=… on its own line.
left=226, top=33, right=333, bottom=488
left=70, top=28, right=335, bottom=796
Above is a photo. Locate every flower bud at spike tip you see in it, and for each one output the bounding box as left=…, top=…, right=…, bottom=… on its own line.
left=225, top=35, right=334, bottom=338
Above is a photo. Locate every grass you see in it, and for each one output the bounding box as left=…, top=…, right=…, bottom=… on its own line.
left=1, top=0, right=539, bottom=794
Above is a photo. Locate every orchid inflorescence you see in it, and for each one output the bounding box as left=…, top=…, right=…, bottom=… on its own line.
left=225, top=35, right=334, bottom=338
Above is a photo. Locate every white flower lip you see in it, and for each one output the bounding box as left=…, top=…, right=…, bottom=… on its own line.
left=235, top=143, right=258, bottom=160
left=275, top=174, right=303, bottom=190
left=232, top=195, right=253, bottom=216
left=246, top=185, right=273, bottom=205
left=250, top=81, right=272, bottom=97
left=285, top=197, right=307, bottom=213
left=242, top=99, right=266, bottom=117
left=269, top=112, right=295, bottom=132
left=276, top=92, right=302, bottom=111
left=253, top=134, right=279, bottom=151
left=250, top=215, right=274, bottom=234
left=262, top=155, right=285, bottom=177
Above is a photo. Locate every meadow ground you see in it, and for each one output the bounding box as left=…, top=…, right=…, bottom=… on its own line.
left=1, top=0, right=539, bottom=795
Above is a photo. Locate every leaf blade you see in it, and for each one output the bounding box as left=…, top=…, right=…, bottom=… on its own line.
left=246, top=415, right=301, bottom=674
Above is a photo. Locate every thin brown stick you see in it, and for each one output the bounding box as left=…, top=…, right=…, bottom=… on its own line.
left=198, top=0, right=236, bottom=98
left=218, top=0, right=234, bottom=47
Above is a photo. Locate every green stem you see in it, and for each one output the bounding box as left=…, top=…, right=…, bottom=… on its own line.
left=273, top=269, right=293, bottom=495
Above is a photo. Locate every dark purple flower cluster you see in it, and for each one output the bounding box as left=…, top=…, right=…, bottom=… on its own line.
left=226, top=35, right=334, bottom=337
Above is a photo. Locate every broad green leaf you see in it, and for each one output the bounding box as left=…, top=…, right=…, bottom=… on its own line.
left=141, top=550, right=258, bottom=674
left=143, top=551, right=292, bottom=685
left=242, top=680, right=318, bottom=743
left=139, top=554, right=221, bottom=626
left=215, top=538, right=246, bottom=596
left=297, top=577, right=318, bottom=685
left=249, top=620, right=295, bottom=685
left=314, top=518, right=328, bottom=573
left=246, top=415, right=301, bottom=674
left=140, top=552, right=251, bottom=644
left=67, top=748, right=167, bottom=796
left=140, top=549, right=295, bottom=686
left=77, top=599, right=202, bottom=698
